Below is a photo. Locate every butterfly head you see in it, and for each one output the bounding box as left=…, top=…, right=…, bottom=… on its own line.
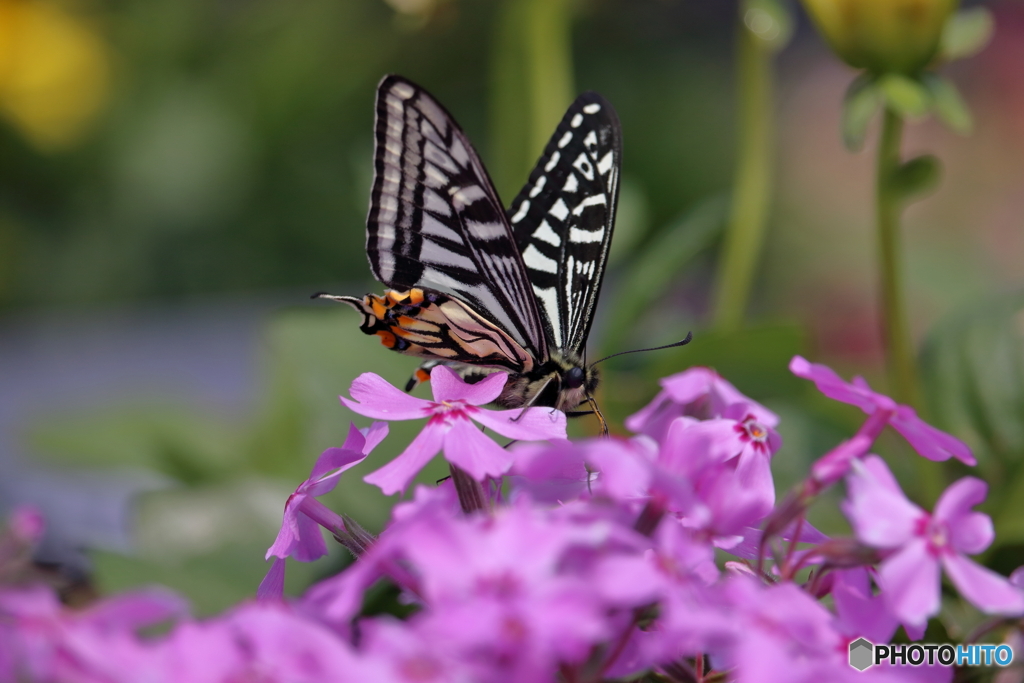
left=512, top=349, right=599, bottom=413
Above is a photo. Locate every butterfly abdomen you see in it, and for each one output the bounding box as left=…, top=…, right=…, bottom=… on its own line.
left=330, top=288, right=535, bottom=373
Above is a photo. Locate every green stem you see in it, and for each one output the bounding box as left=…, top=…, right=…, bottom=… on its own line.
left=712, top=9, right=775, bottom=332
left=876, top=108, right=920, bottom=408
left=525, top=0, right=573, bottom=161
left=489, top=0, right=573, bottom=200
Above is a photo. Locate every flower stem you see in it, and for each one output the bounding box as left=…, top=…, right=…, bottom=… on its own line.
left=876, top=108, right=921, bottom=408
left=712, top=8, right=775, bottom=331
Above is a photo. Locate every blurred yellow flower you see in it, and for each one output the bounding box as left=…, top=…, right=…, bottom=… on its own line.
left=0, top=0, right=110, bottom=150
left=802, top=0, right=958, bottom=74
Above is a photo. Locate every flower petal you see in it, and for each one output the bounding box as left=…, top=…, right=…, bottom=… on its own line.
left=879, top=538, right=940, bottom=628
left=943, top=554, right=1024, bottom=616
left=661, top=367, right=718, bottom=404
left=310, top=426, right=374, bottom=480
left=257, top=558, right=286, bottom=601
left=364, top=422, right=446, bottom=495
left=342, top=373, right=432, bottom=420
left=789, top=355, right=888, bottom=414
left=442, top=418, right=515, bottom=480
left=473, top=404, right=567, bottom=441
left=623, top=388, right=672, bottom=435
left=430, top=365, right=507, bottom=405
left=297, top=512, right=331, bottom=561
left=932, top=477, right=993, bottom=554
left=361, top=421, right=390, bottom=454
left=890, top=406, right=975, bottom=465
left=843, top=457, right=922, bottom=548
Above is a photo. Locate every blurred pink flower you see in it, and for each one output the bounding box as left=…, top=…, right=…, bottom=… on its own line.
left=790, top=356, right=975, bottom=466
left=844, top=456, right=1024, bottom=627
left=625, top=367, right=778, bottom=442
left=341, top=367, right=566, bottom=495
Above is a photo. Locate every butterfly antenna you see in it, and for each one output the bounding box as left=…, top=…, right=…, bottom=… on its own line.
left=590, top=331, right=693, bottom=366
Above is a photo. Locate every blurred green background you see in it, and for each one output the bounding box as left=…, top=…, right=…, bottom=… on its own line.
left=1, top=0, right=1022, bottom=633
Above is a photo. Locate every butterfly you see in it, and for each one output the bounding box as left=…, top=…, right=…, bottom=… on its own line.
left=318, top=75, right=621, bottom=432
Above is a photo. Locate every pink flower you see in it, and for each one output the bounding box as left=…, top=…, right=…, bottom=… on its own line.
left=626, top=367, right=778, bottom=442
left=843, top=456, right=1024, bottom=627
left=790, top=356, right=975, bottom=465
left=341, top=366, right=566, bottom=495
left=654, top=412, right=781, bottom=542
left=259, top=422, right=387, bottom=599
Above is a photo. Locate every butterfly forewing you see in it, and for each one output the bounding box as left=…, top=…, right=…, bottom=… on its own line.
left=506, top=93, right=621, bottom=355
left=367, top=76, right=548, bottom=361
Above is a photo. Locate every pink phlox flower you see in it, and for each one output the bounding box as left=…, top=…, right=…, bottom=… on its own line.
left=222, top=601, right=371, bottom=682
left=1011, top=565, right=1024, bottom=588
left=626, top=366, right=778, bottom=442
left=830, top=567, right=899, bottom=643
left=506, top=439, right=593, bottom=505
left=154, top=619, right=247, bottom=683
left=653, top=417, right=778, bottom=542
left=266, top=421, right=387, bottom=563
left=508, top=435, right=656, bottom=508
left=0, top=584, right=190, bottom=683
left=843, top=455, right=1024, bottom=628
left=302, top=484, right=459, bottom=626
left=724, top=579, right=898, bottom=683
left=790, top=356, right=975, bottom=465
left=7, top=505, right=45, bottom=545
left=394, top=501, right=613, bottom=677
left=260, top=422, right=388, bottom=600
left=341, top=367, right=567, bottom=495
left=359, top=617, right=474, bottom=683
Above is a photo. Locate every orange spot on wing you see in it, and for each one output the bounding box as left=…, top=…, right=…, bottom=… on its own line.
left=408, top=288, right=424, bottom=305
left=415, top=369, right=431, bottom=383
left=386, top=289, right=407, bottom=304
left=376, top=330, right=396, bottom=348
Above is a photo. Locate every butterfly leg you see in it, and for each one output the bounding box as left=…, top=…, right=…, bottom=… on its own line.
left=405, top=361, right=441, bottom=393
left=586, top=395, right=609, bottom=437
left=510, top=376, right=556, bottom=423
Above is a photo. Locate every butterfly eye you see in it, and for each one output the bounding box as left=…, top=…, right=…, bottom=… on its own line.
left=563, top=367, right=585, bottom=389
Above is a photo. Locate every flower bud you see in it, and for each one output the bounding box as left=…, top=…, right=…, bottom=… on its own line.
left=801, top=0, right=959, bottom=74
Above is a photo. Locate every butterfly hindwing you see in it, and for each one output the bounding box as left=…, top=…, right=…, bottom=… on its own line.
left=506, top=93, right=622, bottom=355
left=367, top=75, right=548, bottom=362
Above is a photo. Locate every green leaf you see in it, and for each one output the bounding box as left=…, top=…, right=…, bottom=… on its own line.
left=841, top=74, right=881, bottom=152
left=919, top=290, right=1024, bottom=479
left=940, top=7, right=995, bottom=63
left=922, top=73, right=973, bottom=135
left=890, top=155, right=941, bottom=202
left=878, top=73, right=931, bottom=119
left=742, top=0, right=793, bottom=52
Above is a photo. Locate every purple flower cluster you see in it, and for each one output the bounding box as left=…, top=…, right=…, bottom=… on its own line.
left=3, top=359, right=1022, bottom=683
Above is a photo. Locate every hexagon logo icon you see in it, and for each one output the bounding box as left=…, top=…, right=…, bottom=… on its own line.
left=849, top=637, right=874, bottom=671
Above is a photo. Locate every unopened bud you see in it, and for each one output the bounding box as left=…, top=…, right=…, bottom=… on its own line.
left=801, top=0, right=958, bottom=74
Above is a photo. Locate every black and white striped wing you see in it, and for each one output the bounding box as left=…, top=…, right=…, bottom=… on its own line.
left=367, top=75, right=548, bottom=361
left=507, top=92, right=621, bottom=355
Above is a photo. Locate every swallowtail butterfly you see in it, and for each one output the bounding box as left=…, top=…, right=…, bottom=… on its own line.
left=319, top=75, right=621, bottom=429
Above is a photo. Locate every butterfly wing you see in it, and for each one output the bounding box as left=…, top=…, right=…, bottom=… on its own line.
left=367, top=75, right=548, bottom=363
left=506, top=93, right=621, bottom=355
